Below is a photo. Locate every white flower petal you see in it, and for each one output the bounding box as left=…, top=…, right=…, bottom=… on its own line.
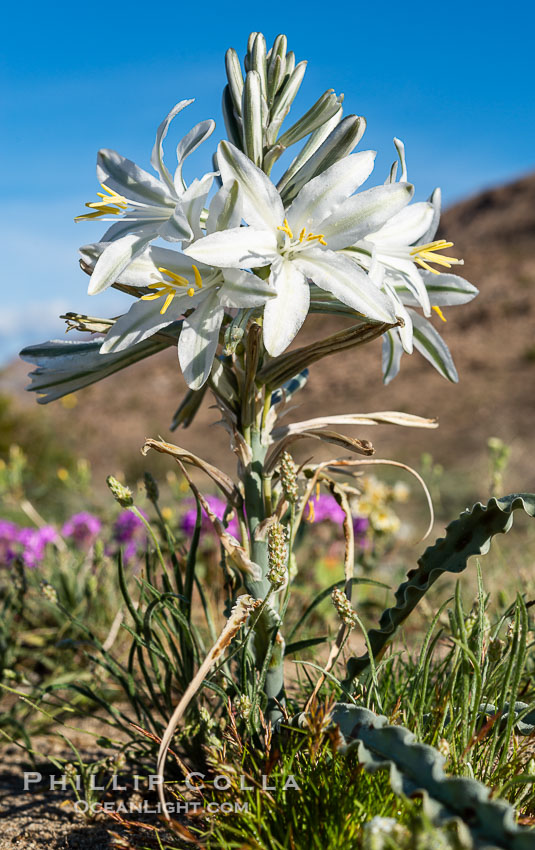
left=157, top=203, right=194, bottom=242
left=99, top=219, right=164, bottom=243
left=80, top=242, right=210, bottom=287
left=417, top=272, right=479, bottom=306
left=410, top=309, right=458, bottom=382
left=320, top=183, right=414, bottom=250
left=100, top=295, right=192, bottom=354
left=420, top=187, right=442, bottom=243
left=217, top=141, right=284, bottom=230
left=179, top=292, right=224, bottom=389
left=205, top=181, right=243, bottom=234
left=286, top=150, right=376, bottom=233
left=379, top=258, right=431, bottom=316
left=219, top=269, right=276, bottom=308
left=383, top=281, right=413, bottom=353
left=88, top=231, right=156, bottom=295
left=97, top=149, right=175, bottom=207
left=368, top=202, right=434, bottom=248
left=174, top=120, right=216, bottom=193
left=294, top=248, right=396, bottom=323
left=180, top=172, right=215, bottom=242
left=382, top=330, right=404, bottom=384
left=263, top=260, right=310, bottom=356
left=184, top=226, right=277, bottom=268
left=150, top=100, right=194, bottom=191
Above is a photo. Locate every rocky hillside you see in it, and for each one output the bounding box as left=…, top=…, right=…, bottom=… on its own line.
left=3, top=172, right=535, bottom=493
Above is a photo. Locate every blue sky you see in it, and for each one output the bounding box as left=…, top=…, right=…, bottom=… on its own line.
left=2, top=0, right=534, bottom=364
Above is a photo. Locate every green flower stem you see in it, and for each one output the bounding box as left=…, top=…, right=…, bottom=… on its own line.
left=129, top=506, right=173, bottom=588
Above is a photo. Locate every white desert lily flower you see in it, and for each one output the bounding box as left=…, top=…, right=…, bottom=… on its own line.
left=347, top=200, right=464, bottom=324
left=183, top=141, right=413, bottom=356
left=76, top=100, right=216, bottom=296
left=342, top=142, right=458, bottom=313
left=342, top=141, right=466, bottom=360
left=80, top=239, right=275, bottom=390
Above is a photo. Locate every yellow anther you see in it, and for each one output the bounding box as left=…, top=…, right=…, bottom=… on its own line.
left=161, top=292, right=175, bottom=313
left=306, top=499, right=316, bottom=523
left=410, top=239, right=463, bottom=274
left=75, top=184, right=128, bottom=222
left=157, top=267, right=189, bottom=287
left=141, top=283, right=177, bottom=314
left=315, top=482, right=321, bottom=502
left=432, top=305, right=447, bottom=322
left=306, top=232, right=327, bottom=246
left=277, top=218, right=294, bottom=239
left=187, top=287, right=195, bottom=297
left=192, top=265, right=203, bottom=289
left=299, top=228, right=306, bottom=243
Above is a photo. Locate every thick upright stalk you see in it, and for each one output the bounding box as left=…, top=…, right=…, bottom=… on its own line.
left=242, top=426, right=285, bottom=723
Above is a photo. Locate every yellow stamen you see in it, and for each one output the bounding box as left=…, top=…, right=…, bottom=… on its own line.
left=277, top=217, right=294, bottom=239
left=315, top=482, right=321, bottom=502
left=157, top=267, right=190, bottom=287
left=140, top=266, right=203, bottom=312
left=306, top=499, right=316, bottom=523
left=161, top=292, right=175, bottom=313
left=75, top=184, right=128, bottom=222
left=432, top=305, right=447, bottom=322
left=278, top=219, right=328, bottom=248
left=410, top=239, right=463, bottom=274
left=306, top=232, right=327, bottom=246
left=140, top=263, right=202, bottom=315
left=141, top=283, right=177, bottom=314
left=192, top=265, right=203, bottom=289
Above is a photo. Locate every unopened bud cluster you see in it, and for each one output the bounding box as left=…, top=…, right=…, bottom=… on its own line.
left=331, top=587, right=358, bottom=629
left=143, top=471, right=159, bottom=503
left=488, top=637, right=505, bottom=663
left=106, top=475, right=134, bottom=507
left=234, top=694, right=253, bottom=720
left=40, top=580, right=58, bottom=604
left=279, top=452, right=299, bottom=504
left=267, top=520, right=288, bottom=587
left=105, top=751, right=127, bottom=772
left=437, top=738, right=450, bottom=759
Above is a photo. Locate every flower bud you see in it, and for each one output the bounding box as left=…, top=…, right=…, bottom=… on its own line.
left=234, top=694, right=253, bottom=721
left=488, top=637, right=505, bottom=662
left=40, top=581, right=58, bottom=604
left=437, top=738, right=450, bottom=759
left=106, top=475, right=134, bottom=507
left=143, top=472, right=159, bottom=503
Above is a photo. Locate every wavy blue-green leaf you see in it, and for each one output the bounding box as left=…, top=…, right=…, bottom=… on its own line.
left=345, top=494, right=535, bottom=682
left=329, top=704, right=535, bottom=850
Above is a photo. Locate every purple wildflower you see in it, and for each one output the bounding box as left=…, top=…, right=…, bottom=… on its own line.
left=15, top=525, right=57, bottom=568
left=110, top=509, right=147, bottom=562
left=308, top=494, right=369, bottom=546
left=113, top=509, right=146, bottom=542
left=312, top=494, right=346, bottom=525
left=0, top=520, right=18, bottom=565
left=62, top=512, right=102, bottom=550
left=181, top=496, right=239, bottom=538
